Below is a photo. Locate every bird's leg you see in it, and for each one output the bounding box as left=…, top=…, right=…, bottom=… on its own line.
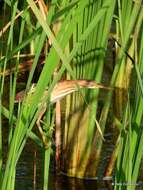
left=36, top=107, right=50, bottom=148
left=55, top=100, right=61, bottom=171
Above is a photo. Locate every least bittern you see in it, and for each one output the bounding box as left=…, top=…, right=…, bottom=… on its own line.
left=15, top=80, right=111, bottom=147
left=15, top=80, right=111, bottom=103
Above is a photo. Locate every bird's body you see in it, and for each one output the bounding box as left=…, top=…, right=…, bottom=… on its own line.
left=15, top=80, right=111, bottom=104
left=15, top=80, right=111, bottom=147
left=51, top=80, right=111, bottom=103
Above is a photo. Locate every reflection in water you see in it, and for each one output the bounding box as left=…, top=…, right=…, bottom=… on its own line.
left=9, top=136, right=143, bottom=190
left=14, top=138, right=114, bottom=190
left=3, top=122, right=114, bottom=190
left=50, top=174, right=117, bottom=190
left=52, top=175, right=99, bottom=190
left=4, top=124, right=142, bottom=190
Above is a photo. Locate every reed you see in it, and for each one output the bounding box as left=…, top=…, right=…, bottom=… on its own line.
left=60, top=0, right=116, bottom=178
left=1, top=0, right=143, bottom=189
left=112, top=1, right=143, bottom=189
left=0, top=0, right=113, bottom=189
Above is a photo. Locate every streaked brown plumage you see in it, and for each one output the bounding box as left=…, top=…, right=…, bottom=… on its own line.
left=15, top=80, right=111, bottom=146
left=15, top=80, right=111, bottom=103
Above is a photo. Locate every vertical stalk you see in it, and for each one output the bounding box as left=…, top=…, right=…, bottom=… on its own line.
left=43, top=147, right=51, bottom=190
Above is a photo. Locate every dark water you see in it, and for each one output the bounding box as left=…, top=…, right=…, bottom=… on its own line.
left=12, top=130, right=143, bottom=190
left=12, top=128, right=115, bottom=190
left=14, top=138, right=113, bottom=190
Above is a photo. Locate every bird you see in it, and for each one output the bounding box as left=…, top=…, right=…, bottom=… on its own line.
left=15, top=80, right=112, bottom=147
left=15, top=79, right=111, bottom=103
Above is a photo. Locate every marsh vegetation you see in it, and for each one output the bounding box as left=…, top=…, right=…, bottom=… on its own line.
left=0, top=0, right=143, bottom=190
